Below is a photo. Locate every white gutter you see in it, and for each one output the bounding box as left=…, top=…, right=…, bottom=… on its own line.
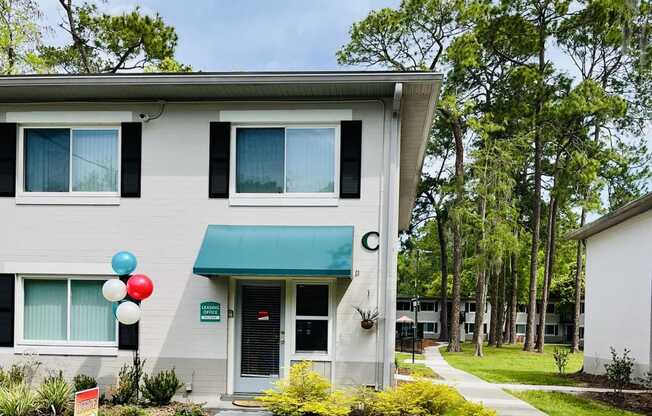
left=380, top=82, right=403, bottom=388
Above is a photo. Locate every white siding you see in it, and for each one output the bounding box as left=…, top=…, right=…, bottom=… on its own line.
left=584, top=209, right=652, bottom=377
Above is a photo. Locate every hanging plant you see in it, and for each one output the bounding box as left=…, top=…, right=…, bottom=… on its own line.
left=354, top=306, right=379, bottom=330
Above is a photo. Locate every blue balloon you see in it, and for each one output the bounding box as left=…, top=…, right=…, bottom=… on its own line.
left=112, top=302, right=119, bottom=319
left=111, top=251, right=137, bottom=276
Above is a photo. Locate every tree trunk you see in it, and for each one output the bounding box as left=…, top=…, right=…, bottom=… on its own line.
left=474, top=269, right=488, bottom=356
left=525, top=13, right=547, bottom=352
left=572, top=209, right=586, bottom=352
left=489, top=269, right=498, bottom=346
left=496, top=262, right=506, bottom=347
left=445, top=109, right=464, bottom=353
left=537, top=196, right=558, bottom=352
left=59, top=0, right=92, bottom=73
left=437, top=211, right=449, bottom=342
left=508, top=235, right=519, bottom=344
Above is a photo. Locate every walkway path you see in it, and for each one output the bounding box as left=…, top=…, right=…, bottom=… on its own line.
left=422, top=345, right=546, bottom=416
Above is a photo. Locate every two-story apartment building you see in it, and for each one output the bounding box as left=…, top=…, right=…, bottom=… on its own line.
left=396, top=296, right=585, bottom=344
left=0, top=72, right=442, bottom=400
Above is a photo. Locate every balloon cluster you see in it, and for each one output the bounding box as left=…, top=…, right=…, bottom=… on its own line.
left=102, top=251, right=154, bottom=325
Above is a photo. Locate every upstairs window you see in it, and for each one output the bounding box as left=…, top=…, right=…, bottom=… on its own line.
left=397, top=301, right=411, bottom=311
left=546, top=303, right=555, bottom=314
left=420, top=302, right=435, bottom=312
left=22, top=128, right=119, bottom=194
left=234, top=126, right=337, bottom=195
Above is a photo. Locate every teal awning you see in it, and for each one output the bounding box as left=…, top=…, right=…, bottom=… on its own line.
left=193, top=225, right=354, bottom=277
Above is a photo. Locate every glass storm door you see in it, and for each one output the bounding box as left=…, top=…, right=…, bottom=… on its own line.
left=235, top=281, right=284, bottom=393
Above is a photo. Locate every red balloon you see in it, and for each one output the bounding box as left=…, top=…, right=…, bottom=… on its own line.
left=126, top=274, right=154, bottom=301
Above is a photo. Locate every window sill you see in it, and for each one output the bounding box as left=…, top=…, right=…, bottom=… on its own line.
left=291, top=353, right=331, bottom=362
left=229, top=197, right=338, bottom=207
left=14, top=344, right=118, bottom=357
left=15, top=195, right=120, bottom=206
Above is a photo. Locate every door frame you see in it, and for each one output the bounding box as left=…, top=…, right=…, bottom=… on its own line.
left=233, top=279, right=286, bottom=394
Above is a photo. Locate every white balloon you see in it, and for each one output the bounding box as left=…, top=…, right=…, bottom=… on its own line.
left=102, top=279, right=127, bottom=302
left=116, top=301, right=141, bottom=325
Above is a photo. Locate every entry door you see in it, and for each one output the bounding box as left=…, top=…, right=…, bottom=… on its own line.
left=235, top=282, right=284, bottom=393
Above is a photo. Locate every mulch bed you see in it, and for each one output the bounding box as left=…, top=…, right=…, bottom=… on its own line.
left=566, top=372, right=646, bottom=390
left=584, top=392, right=652, bottom=415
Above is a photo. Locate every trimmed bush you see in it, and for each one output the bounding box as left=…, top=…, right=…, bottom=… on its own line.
left=371, top=379, right=495, bottom=416
left=141, top=369, right=183, bottom=406
left=37, top=372, right=73, bottom=416
left=117, top=405, right=146, bottom=416
left=73, top=375, right=98, bottom=392
left=258, top=361, right=351, bottom=416
left=0, top=383, right=38, bottom=416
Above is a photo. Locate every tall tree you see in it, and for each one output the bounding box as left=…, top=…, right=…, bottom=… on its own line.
left=337, top=0, right=475, bottom=353
left=40, top=0, right=184, bottom=73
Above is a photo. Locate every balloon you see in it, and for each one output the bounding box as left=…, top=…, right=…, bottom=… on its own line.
left=102, top=279, right=127, bottom=302
left=111, top=302, right=119, bottom=319
left=111, top=251, right=137, bottom=276
left=127, top=274, right=154, bottom=301
left=116, top=301, right=141, bottom=325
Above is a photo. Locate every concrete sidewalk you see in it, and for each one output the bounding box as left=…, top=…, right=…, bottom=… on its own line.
left=422, top=345, right=546, bottom=416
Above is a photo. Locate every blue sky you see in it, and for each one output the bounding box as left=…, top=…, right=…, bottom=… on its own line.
left=40, top=0, right=400, bottom=71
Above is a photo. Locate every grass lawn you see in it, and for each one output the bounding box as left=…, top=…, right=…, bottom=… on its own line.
left=395, top=352, right=439, bottom=378
left=509, top=391, right=642, bottom=415
left=441, top=343, right=583, bottom=386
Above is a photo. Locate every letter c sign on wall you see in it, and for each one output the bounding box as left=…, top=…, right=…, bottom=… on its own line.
left=362, top=231, right=380, bottom=251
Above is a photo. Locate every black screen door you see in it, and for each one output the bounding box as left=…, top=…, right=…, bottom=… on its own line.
left=236, top=282, right=284, bottom=392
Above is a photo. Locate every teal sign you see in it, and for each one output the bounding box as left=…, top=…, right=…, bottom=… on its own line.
left=200, top=301, right=221, bottom=322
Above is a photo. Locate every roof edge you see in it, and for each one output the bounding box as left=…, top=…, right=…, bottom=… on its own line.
left=0, top=71, right=443, bottom=87
left=566, top=192, right=652, bottom=240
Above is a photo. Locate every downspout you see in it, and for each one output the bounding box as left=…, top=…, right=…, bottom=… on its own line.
left=380, top=82, right=402, bottom=388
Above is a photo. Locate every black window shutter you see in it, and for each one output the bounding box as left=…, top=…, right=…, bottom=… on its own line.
left=0, top=123, right=17, bottom=197
left=121, top=122, right=142, bottom=198
left=209, top=122, right=230, bottom=198
left=118, top=275, right=139, bottom=350
left=0, top=275, right=14, bottom=347
left=340, top=120, right=362, bottom=198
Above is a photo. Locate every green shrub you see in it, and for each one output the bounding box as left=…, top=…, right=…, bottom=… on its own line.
left=117, top=405, right=146, bottom=416
left=173, top=402, right=207, bottom=416
left=257, top=361, right=351, bottom=416
left=110, top=365, right=138, bottom=405
left=0, top=357, right=41, bottom=389
left=0, top=383, right=39, bottom=416
left=553, top=347, right=571, bottom=375
left=371, top=379, right=495, bottom=416
left=73, top=375, right=97, bottom=392
left=37, top=372, right=73, bottom=416
left=349, top=386, right=376, bottom=416
left=142, top=369, right=183, bottom=405
left=605, top=347, right=635, bottom=397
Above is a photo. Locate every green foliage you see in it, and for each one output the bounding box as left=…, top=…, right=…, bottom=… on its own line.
left=141, top=369, right=182, bottom=406
left=0, top=383, right=38, bottom=416
left=0, top=0, right=43, bottom=74
left=371, top=379, right=495, bottom=416
left=552, top=347, right=571, bottom=375
left=110, top=356, right=145, bottom=406
left=257, top=361, right=350, bottom=416
left=116, top=405, right=146, bottom=416
left=172, top=402, right=207, bottom=416
left=73, top=374, right=97, bottom=392
left=39, top=1, right=185, bottom=73
left=0, top=357, right=41, bottom=388
left=604, top=347, right=635, bottom=396
left=37, top=372, right=73, bottom=416
left=510, top=390, right=641, bottom=416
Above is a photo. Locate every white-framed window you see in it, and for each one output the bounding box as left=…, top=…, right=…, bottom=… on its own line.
left=16, top=276, right=118, bottom=348
left=420, top=322, right=436, bottom=333
left=579, top=326, right=584, bottom=339
left=516, top=324, right=526, bottom=335
left=465, top=323, right=475, bottom=334
left=230, top=125, right=339, bottom=203
left=293, top=282, right=331, bottom=355
left=546, top=303, right=555, bottom=314
left=16, top=126, right=121, bottom=204
left=545, top=324, right=559, bottom=336
left=466, top=302, right=476, bottom=312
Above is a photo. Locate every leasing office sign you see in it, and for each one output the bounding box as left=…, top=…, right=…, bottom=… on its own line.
left=200, top=301, right=221, bottom=322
